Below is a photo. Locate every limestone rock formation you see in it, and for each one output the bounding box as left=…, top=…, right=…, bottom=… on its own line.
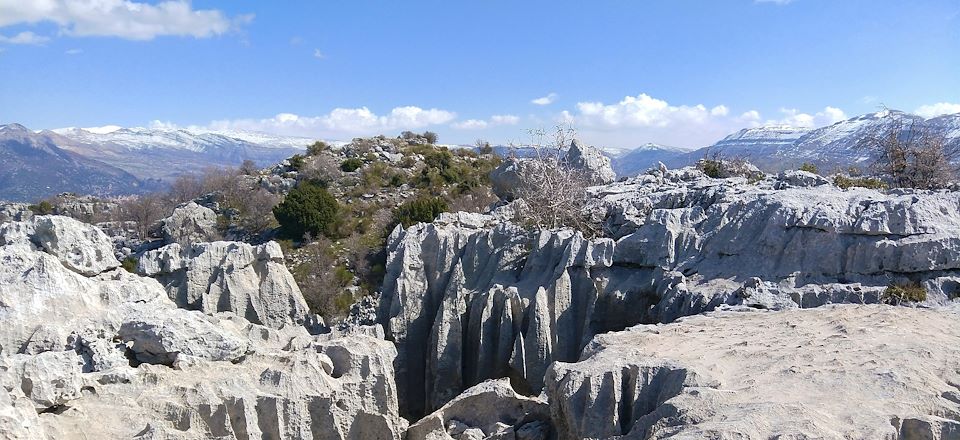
left=545, top=305, right=960, bottom=439
left=0, top=215, right=406, bottom=439
left=0, top=215, right=120, bottom=276
left=566, top=139, right=616, bottom=185
left=138, top=240, right=310, bottom=329
left=160, top=201, right=220, bottom=245
left=407, top=378, right=550, bottom=440
left=379, top=167, right=960, bottom=419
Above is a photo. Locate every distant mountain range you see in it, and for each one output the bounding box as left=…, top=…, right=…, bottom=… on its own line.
left=3, top=110, right=960, bottom=201
left=50, top=126, right=312, bottom=181
left=608, top=110, right=960, bottom=177
left=0, top=123, right=314, bottom=202
left=0, top=124, right=151, bottom=202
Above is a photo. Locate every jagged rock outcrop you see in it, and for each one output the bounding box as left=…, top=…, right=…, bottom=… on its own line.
left=160, top=201, right=220, bottom=245
left=545, top=305, right=960, bottom=439
left=379, top=168, right=960, bottom=419
left=407, top=378, right=550, bottom=440
left=138, top=240, right=310, bottom=329
left=566, top=139, right=616, bottom=185
left=0, top=215, right=406, bottom=439
left=0, top=215, right=120, bottom=276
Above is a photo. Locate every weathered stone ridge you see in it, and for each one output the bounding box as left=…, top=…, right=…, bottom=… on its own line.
left=0, top=215, right=406, bottom=439
left=138, top=240, right=310, bottom=329
left=378, top=168, right=960, bottom=420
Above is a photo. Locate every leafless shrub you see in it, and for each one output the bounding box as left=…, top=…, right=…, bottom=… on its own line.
left=857, top=115, right=958, bottom=189
left=168, top=174, right=205, bottom=205
left=511, top=125, right=599, bottom=236
left=117, top=193, right=166, bottom=239
left=237, top=189, right=280, bottom=234
left=299, top=154, right=341, bottom=184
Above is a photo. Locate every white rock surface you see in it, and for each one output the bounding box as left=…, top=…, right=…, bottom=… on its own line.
left=160, top=201, right=220, bottom=245
left=407, top=378, right=550, bottom=440
left=138, top=240, right=310, bottom=329
left=545, top=305, right=960, bottom=439
left=0, top=215, right=120, bottom=276
left=0, top=216, right=406, bottom=439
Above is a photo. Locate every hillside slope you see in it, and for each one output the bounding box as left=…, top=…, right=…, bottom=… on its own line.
left=0, top=124, right=148, bottom=202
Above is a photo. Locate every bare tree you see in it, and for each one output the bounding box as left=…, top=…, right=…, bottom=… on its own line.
left=858, top=115, right=957, bottom=189
left=118, top=193, right=166, bottom=239
left=510, top=125, right=599, bottom=236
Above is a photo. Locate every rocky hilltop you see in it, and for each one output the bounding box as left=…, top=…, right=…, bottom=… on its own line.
left=4, top=159, right=960, bottom=438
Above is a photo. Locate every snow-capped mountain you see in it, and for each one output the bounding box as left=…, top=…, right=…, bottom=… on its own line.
left=609, top=143, right=693, bottom=177
left=685, top=110, right=960, bottom=174
left=0, top=124, right=151, bottom=202
left=47, top=126, right=315, bottom=180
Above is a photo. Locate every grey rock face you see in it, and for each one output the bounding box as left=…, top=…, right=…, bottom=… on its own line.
left=545, top=305, right=960, bottom=439
left=379, top=167, right=960, bottom=420
left=138, top=240, right=310, bottom=329
left=160, top=201, right=220, bottom=245
left=0, top=215, right=406, bottom=439
left=566, top=139, right=616, bottom=185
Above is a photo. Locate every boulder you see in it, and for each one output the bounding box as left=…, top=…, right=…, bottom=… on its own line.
left=0, top=215, right=120, bottom=276
left=566, top=139, right=616, bottom=185
left=138, top=240, right=310, bottom=329
left=118, top=311, right=248, bottom=365
left=407, top=378, right=550, bottom=440
left=160, top=201, right=220, bottom=245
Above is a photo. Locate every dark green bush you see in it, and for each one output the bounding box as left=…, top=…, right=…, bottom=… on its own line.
left=341, top=158, right=364, bottom=172
left=28, top=200, right=54, bottom=215
left=288, top=154, right=306, bottom=171
left=799, top=162, right=819, bottom=174
left=273, top=182, right=340, bottom=240
left=882, top=282, right=927, bottom=304
left=307, top=141, right=329, bottom=156
left=697, top=160, right=723, bottom=178
left=393, top=196, right=448, bottom=228
left=834, top=175, right=887, bottom=190
left=121, top=256, right=139, bottom=273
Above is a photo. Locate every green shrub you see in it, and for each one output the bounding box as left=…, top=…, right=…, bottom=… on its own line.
left=307, top=141, right=329, bottom=156
left=121, top=256, right=139, bottom=273
left=393, top=196, right=448, bottom=228
left=273, top=182, right=340, bottom=240
left=799, top=162, right=819, bottom=174
left=834, top=175, right=887, bottom=190
left=288, top=154, right=306, bottom=171
left=28, top=200, right=54, bottom=215
left=882, top=282, right=927, bottom=304
left=697, top=160, right=723, bottom=178
left=341, top=158, right=364, bottom=172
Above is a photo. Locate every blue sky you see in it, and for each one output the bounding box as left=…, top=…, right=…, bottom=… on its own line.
left=0, top=0, right=958, bottom=148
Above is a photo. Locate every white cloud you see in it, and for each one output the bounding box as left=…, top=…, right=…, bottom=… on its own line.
left=0, top=31, right=50, bottom=45
left=557, top=92, right=845, bottom=148
left=0, top=0, right=252, bottom=41
left=451, top=119, right=488, bottom=130
left=915, top=102, right=960, bottom=118
left=768, top=107, right=847, bottom=127
left=490, top=114, right=520, bottom=125
left=452, top=114, right=520, bottom=130
left=65, top=48, right=82, bottom=55
left=531, top=92, right=558, bottom=106
left=313, top=48, right=324, bottom=59
left=203, top=106, right=457, bottom=138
